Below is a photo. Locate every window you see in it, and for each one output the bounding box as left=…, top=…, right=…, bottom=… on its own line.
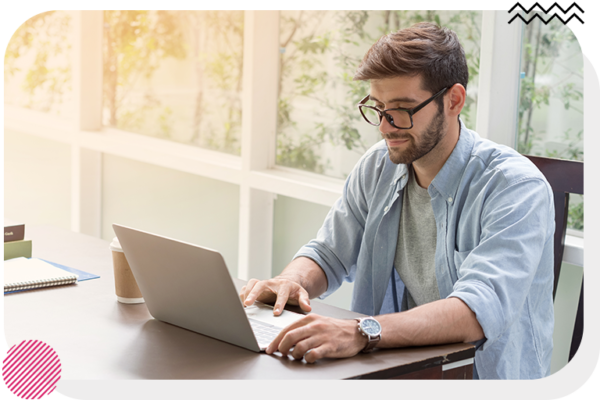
left=4, top=11, right=74, bottom=118
left=102, top=11, right=244, bottom=154
left=516, top=18, right=583, bottom=232
left=276, top=10, right=482, bottom=179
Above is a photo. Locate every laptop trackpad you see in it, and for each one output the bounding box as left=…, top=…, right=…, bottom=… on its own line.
left=244, top=302, right=306, bottom=329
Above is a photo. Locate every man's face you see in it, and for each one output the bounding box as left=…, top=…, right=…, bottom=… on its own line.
left=369, top=75, right=448, bottom=165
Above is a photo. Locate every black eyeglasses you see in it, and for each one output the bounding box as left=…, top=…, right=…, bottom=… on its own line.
left=357, top=86, right=451, bottom=130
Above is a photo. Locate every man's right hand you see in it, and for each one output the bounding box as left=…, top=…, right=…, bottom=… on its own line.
left=239, top=278, right=312, bottom=316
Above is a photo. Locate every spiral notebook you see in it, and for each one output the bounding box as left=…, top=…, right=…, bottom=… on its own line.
left=4, top=257, right=79, bottom=292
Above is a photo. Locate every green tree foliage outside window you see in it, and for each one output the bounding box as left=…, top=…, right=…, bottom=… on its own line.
left=102, top=11, right=187, bottom=133
left=5, top=11, right=244, bottom=155
left=4, top=11, right=72, bottom=116
left=102, top=10, right=244, bottom=154
left=517, top=19, right=583, bottom=231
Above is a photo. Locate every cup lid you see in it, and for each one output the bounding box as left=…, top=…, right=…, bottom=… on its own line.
left=109, top=237, right=123, bottom=252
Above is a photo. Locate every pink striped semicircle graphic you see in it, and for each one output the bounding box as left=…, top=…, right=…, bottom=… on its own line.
left=2, top=340, right=62, bottom=399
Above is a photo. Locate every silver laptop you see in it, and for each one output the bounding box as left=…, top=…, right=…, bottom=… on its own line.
left=112, top=224, right=306, bottom=352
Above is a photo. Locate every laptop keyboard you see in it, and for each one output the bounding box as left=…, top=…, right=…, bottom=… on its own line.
left=249, top=318, right=282, bottom=347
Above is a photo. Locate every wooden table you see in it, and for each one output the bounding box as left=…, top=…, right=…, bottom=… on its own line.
left=4, top=225, right=474, bottom=388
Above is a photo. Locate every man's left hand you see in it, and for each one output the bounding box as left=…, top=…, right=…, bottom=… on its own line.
left=266, top=314, right=369, bottom=363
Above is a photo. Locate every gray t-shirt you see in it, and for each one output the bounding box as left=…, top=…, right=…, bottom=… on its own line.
left=394, top=166, right=440, bottom=309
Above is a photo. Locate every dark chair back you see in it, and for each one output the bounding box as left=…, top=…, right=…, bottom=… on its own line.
left=525, top=155, right=583, bottom=361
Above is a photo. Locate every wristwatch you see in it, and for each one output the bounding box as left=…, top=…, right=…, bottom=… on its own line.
left=355, top=317, right=382, bottom=353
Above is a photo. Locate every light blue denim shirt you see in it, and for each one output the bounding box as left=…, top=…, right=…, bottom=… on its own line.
left=294, top=123, right=555, bottom=379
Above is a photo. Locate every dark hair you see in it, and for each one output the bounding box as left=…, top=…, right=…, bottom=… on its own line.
left=354, top=22, right=468, bottom=107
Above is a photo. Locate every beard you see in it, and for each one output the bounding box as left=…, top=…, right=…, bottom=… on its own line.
left=385, top=107, right=447, bottom=165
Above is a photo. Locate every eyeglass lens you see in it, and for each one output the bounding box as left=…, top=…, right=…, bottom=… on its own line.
left=362, top=107, right=412, bottom=129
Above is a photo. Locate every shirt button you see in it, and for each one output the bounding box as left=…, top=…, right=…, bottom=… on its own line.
left=384, top=206, right=389, bottom=212
left=448, top=197, right=453, bottom=203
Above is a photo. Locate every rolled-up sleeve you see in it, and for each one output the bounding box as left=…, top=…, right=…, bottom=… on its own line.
left=448, top=176, right=554, bottom=350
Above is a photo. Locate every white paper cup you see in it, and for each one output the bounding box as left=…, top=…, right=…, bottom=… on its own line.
left=110, top=237, right=144, bottom=304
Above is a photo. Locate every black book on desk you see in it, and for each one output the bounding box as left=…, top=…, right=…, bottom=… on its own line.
left=4, top=221, right=25, bottom=242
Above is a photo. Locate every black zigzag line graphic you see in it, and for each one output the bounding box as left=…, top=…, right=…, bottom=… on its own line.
left=508, top=12, right=584, bottom=25
left=508, top=1, right=585, bottom=15
left=547, top=1, right=585, bottom=15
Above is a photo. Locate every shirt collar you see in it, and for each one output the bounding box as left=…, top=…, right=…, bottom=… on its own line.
left=429, top=119, right=475, bottom=201
left=391, top=159, right=410, bottom=188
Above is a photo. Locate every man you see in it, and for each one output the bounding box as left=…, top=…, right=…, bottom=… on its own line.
left=240, top=22, right=555, bottom=379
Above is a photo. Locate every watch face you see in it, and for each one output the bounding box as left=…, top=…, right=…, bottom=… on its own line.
left=361, top=318, right=381, bottom=336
